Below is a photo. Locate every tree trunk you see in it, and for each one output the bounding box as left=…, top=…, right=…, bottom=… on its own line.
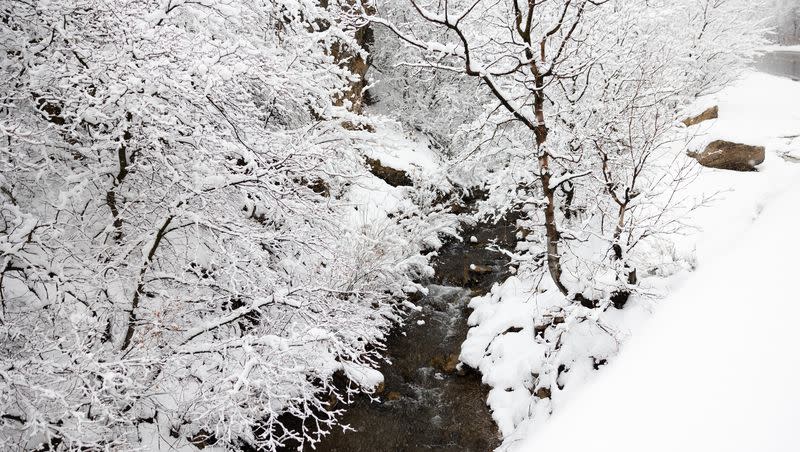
left=538, top=152, right=569, bottom=296
left=532, top=78, right=569, bottom=296
left=612, top=204, right=637, bottom=284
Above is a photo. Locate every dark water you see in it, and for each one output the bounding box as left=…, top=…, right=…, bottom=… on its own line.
left=756, top=50, right=800, bottom=80
left=315, top=215, right=517, bottom=452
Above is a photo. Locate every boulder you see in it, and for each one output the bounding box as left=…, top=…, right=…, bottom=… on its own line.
left=688, top=140, right=765, bottom=171
left=682, top=105, right=719, bottom=127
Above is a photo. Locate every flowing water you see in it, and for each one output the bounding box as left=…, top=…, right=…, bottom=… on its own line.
left=756, top=50, right=800, bottom=80
left=315, top=215, right=517, bottom=452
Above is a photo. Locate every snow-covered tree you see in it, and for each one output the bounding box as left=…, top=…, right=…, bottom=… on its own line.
left=769, top=0, right=800, bottom=44
left=0, top=1, right=452, bottom=450
left=371, top=0, right=766, bottom=303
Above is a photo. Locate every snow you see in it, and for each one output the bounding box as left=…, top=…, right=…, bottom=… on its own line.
left=508, top=71, right=800, bottom=451
left=344, top=173, right=407, bottom=223
left=344, top=120, right=449, bottom=226
left=685, top=72, right=800, bottom=151
left=517, top=174, right=800, bottom=452
left=546, top=171, right=591, bottom=190
left=762, top=44, right=800, bottom=53
left=341, top=362, right=384, bottom=391
left=356, top=118, right=442, bottom=176
left=461, top=273, right=653, bottom=442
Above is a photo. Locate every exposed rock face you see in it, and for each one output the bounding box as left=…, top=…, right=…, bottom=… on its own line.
left=327, top=1, right=375, bottom=115
left=364, top=157, right=412, bottom=187
left=689, top=140, right=766, bottom=171
left=682, top=105, right=719, bottom=127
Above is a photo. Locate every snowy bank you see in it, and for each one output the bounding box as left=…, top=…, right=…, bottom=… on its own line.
left=517, top=161, right=800, bottom=452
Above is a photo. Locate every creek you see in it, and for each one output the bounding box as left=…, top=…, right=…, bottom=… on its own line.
left=315, top=214, right=517, bottom=451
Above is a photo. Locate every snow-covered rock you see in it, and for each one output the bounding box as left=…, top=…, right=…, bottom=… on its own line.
left=688, top=139, right=766, bottom=171
left=682, top=105, right=719, bottom=127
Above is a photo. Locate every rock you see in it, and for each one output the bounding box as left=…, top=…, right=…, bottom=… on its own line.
left=329, top=1, right=375, bottom=115
left=431, top=353, right=460, bottom=373
left=187, top=429, right=217, bottom=449
left=682, top=105, right=719, bottom=127
left=534, top=386, right=552, bottom=399
left=307, top=178, right=330, bottom=197
left=386, top=391, right=402, bottom=401
left=592, top=357, right=609, bottom=370
left=404, top=288, right=425, bottom=304
left=294, top=176, right=330, bottom=197
left=325, top=392, right=339, bottom=409
left=468, top=264, right=493, bottom=274
left=443, top=354, right=459, bottom=373
left=365, top=157, right=412, bottom=187
left=688, top=140, right=765, bottom=171
left=610, top=290, right=630, bottom=310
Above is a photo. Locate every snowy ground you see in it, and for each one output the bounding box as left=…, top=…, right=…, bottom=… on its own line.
left=518, top=176, right=800, bottom=452
left=475, top=71, right=800, bottom=451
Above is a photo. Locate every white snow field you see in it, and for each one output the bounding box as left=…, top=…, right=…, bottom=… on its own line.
left=499, top=71, right=800, bottom=451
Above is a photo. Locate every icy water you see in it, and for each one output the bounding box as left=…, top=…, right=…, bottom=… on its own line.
left=315, top=216, right=517, bottom=452
left=757, top=50, right=800, bottom=80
